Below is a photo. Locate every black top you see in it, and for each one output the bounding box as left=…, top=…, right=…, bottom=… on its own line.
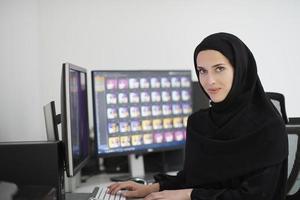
left=157, top=33, right=288, bottom=199
left=159, top=160, right=287, bottom=199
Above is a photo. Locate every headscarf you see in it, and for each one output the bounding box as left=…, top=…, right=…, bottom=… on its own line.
left=184, top=32, right=288, bottom=186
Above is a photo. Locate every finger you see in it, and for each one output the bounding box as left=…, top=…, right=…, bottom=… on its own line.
left=107, top=182, right=119, bottom=190
left=108, top=183, right=124, bottom=194
left=110, top=182, right=134, bottom=195
left=107, top=182, right=121, bottom=193
left=122, top=190, right=140, bottom=198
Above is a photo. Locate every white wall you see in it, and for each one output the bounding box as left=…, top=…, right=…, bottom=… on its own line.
left=1, top=0, right=300, bottom=141
left=0, top=0, right=43, bottom=141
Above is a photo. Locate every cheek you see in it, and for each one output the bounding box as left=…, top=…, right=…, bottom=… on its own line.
left=227, top=72, right=234, bottom=89
left=199, top=78, right=206, bottom=88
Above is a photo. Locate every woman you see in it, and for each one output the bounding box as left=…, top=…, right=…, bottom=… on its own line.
left=108, top=32, right=288, bottom=200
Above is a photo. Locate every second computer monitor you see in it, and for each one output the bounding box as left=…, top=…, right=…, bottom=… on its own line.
left=92, top=70, right=193, bottom=157
left=61, top=63, right=90, bottom=177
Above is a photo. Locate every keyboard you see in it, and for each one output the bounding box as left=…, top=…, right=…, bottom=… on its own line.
left=89, top=187, right=126, bottom=200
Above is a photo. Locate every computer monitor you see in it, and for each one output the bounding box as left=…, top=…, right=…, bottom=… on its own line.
left=91, top=70, right=192, bottom=178
left=61, top=63, right=90, bottom=177
left=43, top=101, right=60, bottom=141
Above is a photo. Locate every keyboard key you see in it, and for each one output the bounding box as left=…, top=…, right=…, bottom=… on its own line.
left=91, top=187, right=126, bottom=200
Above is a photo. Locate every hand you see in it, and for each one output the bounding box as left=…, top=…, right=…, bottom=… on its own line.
left=144, top=189, right=193, bottom=200
left=107, top=181, right=159, bottom=198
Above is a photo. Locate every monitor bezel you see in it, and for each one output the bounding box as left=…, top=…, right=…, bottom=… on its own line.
left=91, top=70, right=192, bottom=158
left=61, top=63, right=90, bottom=177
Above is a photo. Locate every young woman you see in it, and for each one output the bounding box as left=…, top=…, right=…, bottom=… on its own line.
left=108, top=33, right=288, bottom=200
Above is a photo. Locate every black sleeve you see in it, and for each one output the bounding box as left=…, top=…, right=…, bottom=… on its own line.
left=155, top=170, right=186, bottom=191
left=191, top=162, right=286, bottom=200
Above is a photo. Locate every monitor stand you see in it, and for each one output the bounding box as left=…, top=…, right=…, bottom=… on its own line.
left=64, top=171, right=82, bottom=192
left=110, top=154, right=149, bottom=184
left=128, top=154, right=145, bottom=178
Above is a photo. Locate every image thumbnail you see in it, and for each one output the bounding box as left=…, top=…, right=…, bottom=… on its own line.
left=162, top=104, right=172, bottom=116
left=181, top=77, right=191, bottom=87
left=140, top=92, right=151, bottom=103
left=129, top=92, right=140, bottom=103
left=143, top=134, right=153, bottom=145
left=173, top=117, right=183, bottom=128
left=118, top=79, right=129, bottom=89
left=118, top=107, right=129, bottom=118
left=151, top=77, right=161, bottom=88
left=154, top=132, right=164, bottom=143
left=131, top=134, right=143, bottom=146
left=107, top=108, right=118, bottom=119
left=164, top=132, right=174, bottom=142
left=153, top=119, right=163, bottom=130
left=119, top=122, right=131, bottom=133
left=172, top=91, right=181, bottom=101
left=182, top=104, right=192, bottom=114
left=118, top=93, right=128, bottom=104
left=161, top=77, right=171, bottom=88
left=152, top=105, right=162, bottom=116
left=163, top=118, right=173, bottom=129
left=172, top=104, right=182, bottom=115
left=129, top=78, right=140, bottom=89
left=120, top=136, right=131, bottom=147
left=106, top=79, right=118, bottom=90
left=108, top=122, right=119, bottom=134
left=142, top=120, right=152, bottom=131
left=131, top=120, right=142, bottom=132
left=151, top=91, right=161, bottom=102
left=141, top=106, right=152, bottom=117
left=140, top=78, right=150, bottom=88
left=130, top=106, right=141, bottom=118
left=109, top=137, right=120, bottom=148
left=161, top=91, right=171, bottom=102
left=171, top=77, right=181, bottom=88
left=106, top=93, right=117, bottom=104
left=174, top=130, right=184, bottom=141
left=181, top=90, right=191, bottom=101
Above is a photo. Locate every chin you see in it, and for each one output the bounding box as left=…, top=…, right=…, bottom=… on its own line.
left=211, top=97, right=225, bottom=103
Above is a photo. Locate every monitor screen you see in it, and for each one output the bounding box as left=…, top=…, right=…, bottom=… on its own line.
left=61, top=63, right=90, bottom=177
left=92, top=70, right=192, bottom=157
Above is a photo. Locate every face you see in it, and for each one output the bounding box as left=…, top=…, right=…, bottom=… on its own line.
left=196, top=50, right=234, bottom=103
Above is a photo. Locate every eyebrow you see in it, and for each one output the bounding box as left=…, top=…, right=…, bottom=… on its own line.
left=197, top=63, right=225, bottom=69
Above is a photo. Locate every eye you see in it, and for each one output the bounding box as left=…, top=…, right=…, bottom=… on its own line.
left=197, top=67, right=207, bottom=75
left=215, top=66, right=225, bottom=72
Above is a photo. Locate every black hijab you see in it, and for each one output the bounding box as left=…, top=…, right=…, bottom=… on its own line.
left=184, top=32, right=288, bottom=186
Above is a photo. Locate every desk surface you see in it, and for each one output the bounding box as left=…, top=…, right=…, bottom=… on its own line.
left=74, top=171, right=178, bottom=193
left=74, top=173, right=119, bottom=193
left=66, top=193, right=89, bottom=200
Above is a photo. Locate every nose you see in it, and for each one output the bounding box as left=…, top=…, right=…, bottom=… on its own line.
left=206, top=73, right=216, bottom=85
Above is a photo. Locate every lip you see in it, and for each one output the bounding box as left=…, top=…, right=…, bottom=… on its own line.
left=207, top=88, right=221, bottom=94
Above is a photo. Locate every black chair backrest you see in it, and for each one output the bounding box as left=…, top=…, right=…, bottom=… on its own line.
left=266, top=92, right=289, bottom=124
left=265, top=92, right=300, bottom=197
left=286, top=126, right=300, bottom=198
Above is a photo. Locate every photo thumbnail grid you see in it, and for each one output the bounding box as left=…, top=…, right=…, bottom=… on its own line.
left=92, top=71, right=192, bottom=154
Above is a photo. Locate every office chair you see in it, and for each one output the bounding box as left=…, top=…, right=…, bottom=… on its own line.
left=286, top=126, right=300, bottom=199
left=266, top=92, right=289, bottom=124
left=266, top=92, right=300, bottom=198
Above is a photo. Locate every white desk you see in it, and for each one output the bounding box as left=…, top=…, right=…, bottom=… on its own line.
left=74, top=173, right=121, bottom=193
left=74, top=171, right=179, bottom=194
